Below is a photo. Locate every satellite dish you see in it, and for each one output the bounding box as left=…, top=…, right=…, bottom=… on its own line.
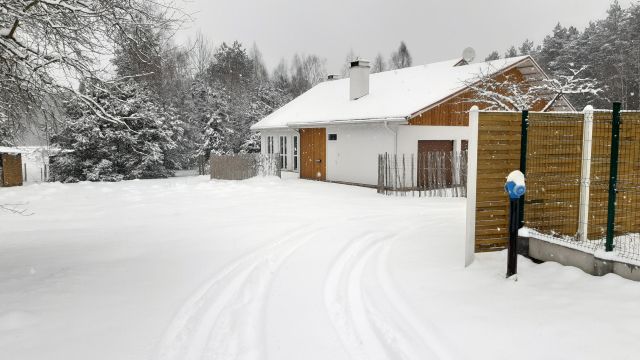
left=462, top=47, right=476, bottom=63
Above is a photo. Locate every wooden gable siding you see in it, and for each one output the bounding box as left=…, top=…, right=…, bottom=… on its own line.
left=409, top=90, right=474, bottom=126
left=408, top=67, right=546, bottom=126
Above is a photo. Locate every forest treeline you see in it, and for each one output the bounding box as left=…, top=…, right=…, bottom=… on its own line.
left=486, top=1, right=639, bottom=110
left=0, top=0, right=636, bottom=181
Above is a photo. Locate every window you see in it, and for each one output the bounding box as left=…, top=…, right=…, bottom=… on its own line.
left=328, top=133, right=338, bottom=141
left=293, top=135, right=299, bottom=171
left=279, top=136, right=288, bottom=169
left=266, top=136, right=274, bottom=154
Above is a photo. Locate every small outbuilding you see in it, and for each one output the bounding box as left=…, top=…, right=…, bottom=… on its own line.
left=0, top=147, right=24, bottom=187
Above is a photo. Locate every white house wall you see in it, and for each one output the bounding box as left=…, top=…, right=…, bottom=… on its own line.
left=325, top=124, right=395, bottom=186
left=259, top=124, right=471, bottom=186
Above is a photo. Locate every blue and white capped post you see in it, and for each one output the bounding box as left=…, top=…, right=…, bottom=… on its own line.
left=505, top=170, right=526, bottom=278
left=505, top=170, right=526, bottom=200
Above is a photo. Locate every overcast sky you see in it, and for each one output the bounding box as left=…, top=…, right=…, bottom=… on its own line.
left=176, top=0, right=632, bottom=73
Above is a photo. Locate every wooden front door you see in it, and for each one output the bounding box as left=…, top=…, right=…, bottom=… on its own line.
left=299, top=128, right=326, bottom=180
left=417, top=140, right=454, bottom=188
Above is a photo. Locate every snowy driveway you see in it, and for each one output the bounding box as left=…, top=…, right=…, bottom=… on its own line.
left=1, top=177, right=639, bottom=360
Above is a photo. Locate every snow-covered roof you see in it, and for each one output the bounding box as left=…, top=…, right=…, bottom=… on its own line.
left=251, top=56, right=534, bottom=130
left=0, top=146, right=23, bottom=154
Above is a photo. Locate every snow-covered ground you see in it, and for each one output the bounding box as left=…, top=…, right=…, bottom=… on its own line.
left=1, top=176, right=639, bottom=360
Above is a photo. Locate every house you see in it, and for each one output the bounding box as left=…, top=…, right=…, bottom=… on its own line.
left=251, top=55, right=570, bottom=186
left=0, top=147, right=24, bottom=187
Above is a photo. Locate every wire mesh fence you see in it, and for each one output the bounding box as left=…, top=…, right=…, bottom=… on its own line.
left=518, top=107, right=640, bottom=264
left=615, top=111, right=640, bottom=261
left=210, top=153, right=281, bottom=180
left=377, top=151, right=467, bottom=197
left=524, top=112, right=591, bottom=248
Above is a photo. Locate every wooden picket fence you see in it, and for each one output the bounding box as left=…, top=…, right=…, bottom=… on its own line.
left=377, top=151, right=467, bottom=197
left=210, top=153, right=281, bottom=180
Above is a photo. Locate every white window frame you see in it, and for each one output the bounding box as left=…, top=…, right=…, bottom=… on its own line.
left=266, top=136, right=274, bottom=154
left=279, top=135, right=288, bottom=169
left=293, top=135, right=299, bottom=171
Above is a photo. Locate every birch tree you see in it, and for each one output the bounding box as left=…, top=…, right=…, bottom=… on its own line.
left=290, top=53, right=327, bottom=96
left=390, top=41, right=412, bottom=69
left=371, top=53, right=386, bottom=73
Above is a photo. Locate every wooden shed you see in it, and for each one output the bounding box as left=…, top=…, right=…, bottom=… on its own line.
left=0, top=147, right=24, bottom=187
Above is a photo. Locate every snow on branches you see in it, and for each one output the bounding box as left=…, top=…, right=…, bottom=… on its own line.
left=50, top=79, right=185, bottom=182
left=0, top=0, right=186, bottom=133
left=540, top=65, right=603, bottom=111
left=463, top=63, right=603, bottom=111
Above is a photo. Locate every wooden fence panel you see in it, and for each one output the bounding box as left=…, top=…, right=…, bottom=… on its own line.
left=475, top=112, right=521, bottom=251
left=616, top=112, right=640, bottom=235
left=474, top=109, right=640, bottom=253
left=210, top=154, right=281, bottom=180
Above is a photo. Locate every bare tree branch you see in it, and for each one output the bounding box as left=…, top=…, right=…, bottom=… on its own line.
left=461, top=63, right=603, bottom=111
left=0, top=0, right=188, bottom=140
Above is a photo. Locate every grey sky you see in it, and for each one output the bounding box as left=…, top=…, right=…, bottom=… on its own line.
left=176, top=0, right=631, bottom=73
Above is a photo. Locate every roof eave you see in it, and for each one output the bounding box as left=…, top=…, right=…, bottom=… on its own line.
left=286, top=116, right=409, bottom=128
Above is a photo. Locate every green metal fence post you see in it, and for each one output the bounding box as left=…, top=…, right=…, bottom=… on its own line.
left=606, top=102, right=622, bottom=252
left=518, top=109, right=529, bottom=228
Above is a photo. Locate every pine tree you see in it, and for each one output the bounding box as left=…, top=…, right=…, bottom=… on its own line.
left=207, top=41, right=254, bottom=92
left=504, top=46, right=518, bottom=58
left=484, top=51, right=501, bottom=61
left=519, top=39, right=535, bottom=55
left=51, top=80, right=183, bottom=182
left=185, top=79, right=232, bottom=158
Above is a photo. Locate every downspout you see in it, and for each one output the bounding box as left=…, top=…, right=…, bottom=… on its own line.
left=383, top=120, right=399, bottom=154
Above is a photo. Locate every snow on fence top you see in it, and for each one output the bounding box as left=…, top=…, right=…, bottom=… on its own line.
left=251, top=56, right=531, bottom=130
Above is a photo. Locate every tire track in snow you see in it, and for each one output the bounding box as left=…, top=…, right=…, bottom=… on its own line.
left=156, top=227, right=310, bottom=360
left=324, top=232, right=456, bottom=360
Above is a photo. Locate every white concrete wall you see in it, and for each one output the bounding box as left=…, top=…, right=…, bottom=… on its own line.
left=259, top=129, right=300, bottom=172
left=325, top=124, right=395, bottom=186
left=465, top=108, right=479, bottom=267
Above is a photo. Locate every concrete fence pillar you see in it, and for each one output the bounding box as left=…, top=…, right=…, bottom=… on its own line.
left=578, top=105, right=594, bottom=242
left=465, top=106, right=480, bottom=266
